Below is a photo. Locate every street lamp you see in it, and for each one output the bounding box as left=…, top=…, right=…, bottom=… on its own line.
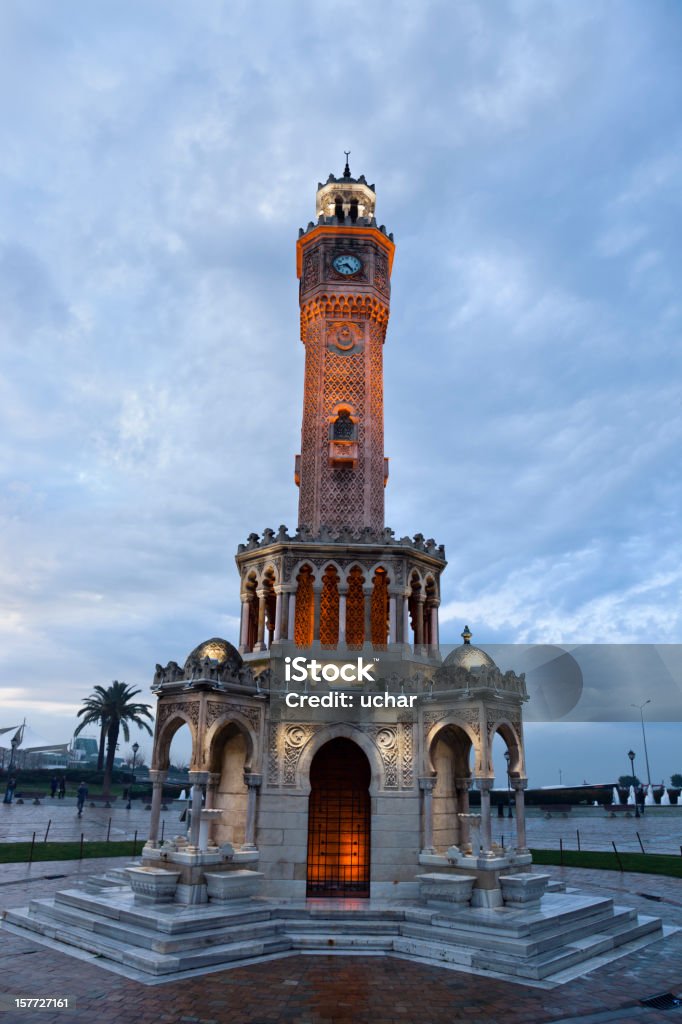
left=627, top=749, right=640, bottom=818
left=126, top=742, right=140, bottom=810
left=631, top=699, right=652, bottom=790
left=504, top=750, right=513, bottom=818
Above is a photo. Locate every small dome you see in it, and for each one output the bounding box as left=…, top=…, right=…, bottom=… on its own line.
left=444, top=626, right=496, bottom=672
left=184, top=638, right=242, bottom=672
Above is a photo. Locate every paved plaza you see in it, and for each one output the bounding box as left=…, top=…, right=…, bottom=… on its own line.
left=1, top=802, right=681, bottom=1021
left=0, top=854, right=681, bottom=1023
left=2, top=800, right=680, bottom=855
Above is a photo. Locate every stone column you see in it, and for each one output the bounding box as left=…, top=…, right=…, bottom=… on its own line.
left=338, top=587, right=348, bottom=646
left=288, top=593, right=296, bottom=641
left=512, top=778, right=528, bottom=852
left=280, top=587, right=290, bottom=642
left=273, top=587, right=283, bottom=642
left=363, top=585, right=373, bottom=646
left=147, top=769, right=168, bottom=847
left=239, top=598, right=250, bottom=653
left=313, top=583, right=322, bottom=645
left=429, top=603, right=439, bottom=654
left=389, top=594, right=397, bottom=645
left=205, top=772, right=221, bottom=810
left=477, top=778, right=494, bottom=857
left=419, top=776, right=437, bottom=853
left=402, top=593, right=411, bottom=647
left=254, top=589, right=267, bottom=651
left=455, top=778, right=470, bottom=849
left=243, top=772, right=263, bottom=850
left=187, top=771, right=208, bottom=851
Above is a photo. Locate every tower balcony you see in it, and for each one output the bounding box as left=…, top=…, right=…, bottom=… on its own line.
left=329, top=439, right=358, bottom=469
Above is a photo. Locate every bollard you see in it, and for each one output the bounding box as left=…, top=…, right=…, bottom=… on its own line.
left=43, top=819, right=51, bottom=843
left=106, top=817, right=111, bottom=843
left=79, top=833, right=84, bottom=860
left=161, top=819, right=165, bottom=843
left=29, top=832, right=36, bottom=865
left=576, top=829, right=581, bottom=852
left=559, top=837, right=564, bottom=866
left=132, top=829, right=138, bottom=856
left=636, top=831, right=645, bottom=854
left=611, top=840, right=624, bottom=871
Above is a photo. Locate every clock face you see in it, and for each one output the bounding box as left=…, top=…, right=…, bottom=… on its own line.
left=333, top=254, right=362, bottom=276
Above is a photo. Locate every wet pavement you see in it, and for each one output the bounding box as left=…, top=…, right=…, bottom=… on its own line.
left=0, top=797, right=185, bottom=845
left=0, top=857, right=681, bottom=1023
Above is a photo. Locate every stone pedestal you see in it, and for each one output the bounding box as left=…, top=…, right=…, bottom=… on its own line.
left=204, top=870, right=264, bottom=902
left=125, top=866, right=181, bottom=904
left=417, top=873, right=476, bottom=908
left=500, top=873, right=550, bottom=909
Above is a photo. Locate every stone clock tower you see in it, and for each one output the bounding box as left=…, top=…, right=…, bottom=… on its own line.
left=232, top=159, right=446, bottom=654
left=295, top=159, right=393, bottom=534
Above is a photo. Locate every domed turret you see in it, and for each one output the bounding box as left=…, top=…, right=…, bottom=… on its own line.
left=443, top=626, right=496, bottom=672
left=183, top=637, right=242, bottom=673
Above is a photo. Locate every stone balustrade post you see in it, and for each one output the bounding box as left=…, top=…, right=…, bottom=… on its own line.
left=512, top=778, right=529, bottom=852
left=455, top=777, right=471, bottom=848
left=477, top=778, right=494, bottom=857
left=338, top=586, right=348, bottom=646
left=243, top=772, right=263, bottom=850
left=147, top=769, right=168, bottom=847
left=187, top=771, right=209, bottom=851
left=239, top=597, right=250, bottom=653
left=419, top=776, right=437, bottom=853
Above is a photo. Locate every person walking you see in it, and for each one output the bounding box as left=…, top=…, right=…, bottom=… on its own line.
left=3, top=776, right=17, bottom=804
left=50, top=775, right=58, bottom=798
left=58, top=775, right=66, bottom=799
left=76, top=781, right=88, bottom=818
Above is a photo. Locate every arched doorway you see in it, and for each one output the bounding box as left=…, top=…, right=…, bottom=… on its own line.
left=306, top=738, right=371, bottom=897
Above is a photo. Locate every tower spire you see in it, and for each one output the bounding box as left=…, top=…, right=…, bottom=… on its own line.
left=343, top=150, right=351, bottom=178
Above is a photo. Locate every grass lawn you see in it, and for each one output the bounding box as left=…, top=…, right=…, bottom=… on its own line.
left=0, top=839, right=145, bottom=863
left=530, top=847, right=682, bottom=878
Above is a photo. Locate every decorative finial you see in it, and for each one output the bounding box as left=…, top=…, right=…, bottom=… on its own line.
left=461, top=625, right=472, bottom=645
left=343, top=150, right=351, bottom=178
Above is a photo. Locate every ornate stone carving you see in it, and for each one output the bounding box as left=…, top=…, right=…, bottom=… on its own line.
left=366, top=725, right=398, bottom=788
left=399, top=721, right=414, bottom=788
left=283, top=724, right=317, bottom=786
left=303, top=248, right=319, bottom=289
left=205, top=701, right=261, bottom=733
left=157, top=700, right=200, bottom=731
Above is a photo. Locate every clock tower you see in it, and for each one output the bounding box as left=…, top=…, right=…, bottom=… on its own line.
left=295, top=158, right=394, bottom=534
left=234, top=161, right=445, bottom=655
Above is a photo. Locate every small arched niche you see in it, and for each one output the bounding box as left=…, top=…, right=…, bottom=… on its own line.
left=429, top=724, right=473, bottom=852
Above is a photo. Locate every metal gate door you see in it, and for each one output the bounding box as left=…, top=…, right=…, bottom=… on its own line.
left=306, top=739, right=371, bottom=897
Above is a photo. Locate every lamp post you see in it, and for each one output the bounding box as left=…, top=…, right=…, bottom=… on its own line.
left=628, top=749, right=640, bottom=818
left=631, top=699, right=652, bottom=790
left=126, top=742, right=139, bottom=810
left=504, top=750, right=513, bottom=818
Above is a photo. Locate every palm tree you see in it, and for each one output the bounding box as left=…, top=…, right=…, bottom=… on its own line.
left=74, top=690, right=110, bottom=769
left=75, top=681, right=153, bottom=798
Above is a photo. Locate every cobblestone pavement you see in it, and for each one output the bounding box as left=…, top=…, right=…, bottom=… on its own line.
left=1, top=859, right=681, bottom=1024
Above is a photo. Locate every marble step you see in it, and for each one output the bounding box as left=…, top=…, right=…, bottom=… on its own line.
left=7, top=906, right=292, bottom=977
left=276, top=916, right=400, bottom=935
left=286, top=931, right=394, bottom=951
left=53, top=888, right=273, bottom=934
left=26, top=898, right=282, bottom=954
left=400, top=905, right=636, bottom=958
left=426, top=894, right=617, bottom=939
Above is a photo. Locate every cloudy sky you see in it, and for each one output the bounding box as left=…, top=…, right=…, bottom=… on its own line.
left=1, top=1, right=680, bottom=785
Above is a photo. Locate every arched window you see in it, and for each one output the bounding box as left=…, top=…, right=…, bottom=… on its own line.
left=334, top=196, right=344, bottom=222
left=345, top=566, right=365, bottom=649
left=294, top=565, right=315, bottom=647
left=349, top=198, right=359, bottom=223
left=332, top=410, right=355, bottom=440
left=371, top=567, right=389, bottom=647
left=319, top=565, right=340, bottom=647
